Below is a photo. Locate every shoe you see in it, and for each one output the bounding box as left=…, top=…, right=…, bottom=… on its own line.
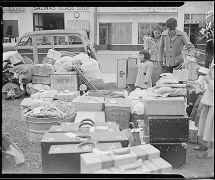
left=194, top=144, right=208, bottom=151
left=196, top=151, right=212, bottom=159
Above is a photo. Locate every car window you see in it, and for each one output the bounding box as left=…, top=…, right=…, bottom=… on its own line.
left=36, top=35, right=52, bottom=46
left=68, top=35, right=83, bottom=45
left=18, top=36, right=33, bottom=46
left=54, top=35, right=68, bottom=45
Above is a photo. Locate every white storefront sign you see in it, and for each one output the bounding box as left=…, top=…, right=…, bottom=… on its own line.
left=154, top=7, right=178, bottom=13
left=32, top=7, right=90, bottom=12
left=130, top=7, right=154, bottom=12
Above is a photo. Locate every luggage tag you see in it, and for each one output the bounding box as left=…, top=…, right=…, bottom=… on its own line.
left=33, top=107, right=42, bottom=114
left=64, top=132, right=77, bottom=138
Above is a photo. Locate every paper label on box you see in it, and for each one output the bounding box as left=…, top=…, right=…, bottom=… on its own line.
left=64, top=132, right=77, bottom=138
left=33, top=107, right=41, bottom=114
left=110, top=100, right=117, bottom=104
left=90, top=127, right=96, bottom=132
left=96, top=126, right=108, bottom=130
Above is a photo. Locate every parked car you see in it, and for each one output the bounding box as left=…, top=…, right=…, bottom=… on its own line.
left=3, top=43, right=16, bottom=53
left=14, top=29, right=97, bottom=64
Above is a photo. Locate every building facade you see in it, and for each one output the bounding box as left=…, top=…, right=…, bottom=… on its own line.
left=3, top=3, right=214, bottom=51
left=3, top=7, right=95, bottom=43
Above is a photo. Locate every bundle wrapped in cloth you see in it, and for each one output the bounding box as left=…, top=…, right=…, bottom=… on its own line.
left=153, top=73, right=186, bottom=98
left=24, top=100, right=75, bottom=122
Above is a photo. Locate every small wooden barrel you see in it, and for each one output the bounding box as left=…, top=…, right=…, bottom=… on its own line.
left=26, top=116, right=59, bottom=142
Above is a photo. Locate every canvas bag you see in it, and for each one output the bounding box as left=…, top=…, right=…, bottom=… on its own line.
left=2, top=134, right=25, bottom=166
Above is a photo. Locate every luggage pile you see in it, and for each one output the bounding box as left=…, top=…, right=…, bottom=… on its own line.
left=2, top=49, right=104, bottom=100
left=19, top=87, right=176, bottom=174
left=2, top=51, right=33, bottom=100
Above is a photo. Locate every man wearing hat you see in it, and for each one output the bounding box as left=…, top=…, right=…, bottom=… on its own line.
left=159, top=18, right=195, bottom=73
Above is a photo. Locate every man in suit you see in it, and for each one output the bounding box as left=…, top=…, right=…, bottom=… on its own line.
left=159, top=18, right=195, bottom=73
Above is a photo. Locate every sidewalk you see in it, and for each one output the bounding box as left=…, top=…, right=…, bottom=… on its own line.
left=97, top=50, right=139, bottom=55
left=101, top=72, right=117, bottom=83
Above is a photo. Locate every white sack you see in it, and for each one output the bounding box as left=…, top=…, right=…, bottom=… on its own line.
left=72, top=53, right=90, bottom=64
left=128, top=88, right=148, bottom=101
left=81, top=59, right=103, bottom=80
left=130, top=100, right=145, bottom=115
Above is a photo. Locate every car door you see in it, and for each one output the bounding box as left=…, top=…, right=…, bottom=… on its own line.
left=36, top=35, right=53, bottom=64
left=53, top=34, right=85, bottom=54
left=16, top=35, right=34, bottom=61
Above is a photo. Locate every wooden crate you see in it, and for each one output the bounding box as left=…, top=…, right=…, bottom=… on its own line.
left=50, top=72, right=78, bottom=91
left=105, top=98, right=130, bottom=130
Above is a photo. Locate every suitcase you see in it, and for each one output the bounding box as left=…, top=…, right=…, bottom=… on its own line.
left=49, top=121, right=120, bottom=133
left=48, top=142, right=122, bottom=173
left=93, top=157, right=172, bottom=174
left=145, top=90, right=186, bottom=116
left=41, top=131, right=129, bottom=173
left=126, top=57, right=138, bottom=85
left=105, top=98, right=130, bottom=130
left=74, top=111, right=105, bottom=123
left=71, top=96, right=105, bottom=111
left=117, top=58, right=127, bottom=88
left=81, top=144, right=160, bottom=173
left=149, top=115, right=189, bottom=143
left=151, top=142, right=187, bottom=169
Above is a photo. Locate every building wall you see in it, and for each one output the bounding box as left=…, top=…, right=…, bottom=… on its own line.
left=183, top=2, right=214, bottom=14
left=3, top=7, right=33, bottom=37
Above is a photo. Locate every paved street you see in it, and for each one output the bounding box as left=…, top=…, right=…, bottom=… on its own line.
left=96, top=50, right=139, bottom=83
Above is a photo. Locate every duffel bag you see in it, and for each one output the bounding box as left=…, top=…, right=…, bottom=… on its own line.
left=9, top=64, right=33, bottom=85
left=2, top=82, right=26, bottom=99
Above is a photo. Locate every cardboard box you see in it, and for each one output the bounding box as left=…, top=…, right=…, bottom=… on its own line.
left=145, top=90, right=186, bottom=116
left=7, top=51, right=24, bottom=65
left=50, top=72, right=78, bottom=91
left=32, top=64, right=54, bottom=76
left=54, top=91, right=80, bottom=102
left=75, top=111, right=105, bottom=123
left=93, top=157, right=172, bottom=174
left=32, top=75, right=51, bottom=85
left=72, top=96, right=105, bottom=111
left=81, top=144, right=160, bottom=173
left=47, top=49, right=62, bottom=61
left=105, top=98, right=130, bottom=130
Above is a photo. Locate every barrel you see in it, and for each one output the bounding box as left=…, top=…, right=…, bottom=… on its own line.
left=26, top=109, right=76, bottom=142
left=26, top=116, right=59, bottom=142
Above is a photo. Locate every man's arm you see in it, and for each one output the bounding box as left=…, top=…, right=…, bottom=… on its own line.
left=182, top=32, right=195, bottom=52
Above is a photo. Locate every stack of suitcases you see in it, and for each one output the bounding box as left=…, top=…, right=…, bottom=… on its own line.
left=145, top=89, right=189, bottom=169
left=39, top=88, right=174, bottom=174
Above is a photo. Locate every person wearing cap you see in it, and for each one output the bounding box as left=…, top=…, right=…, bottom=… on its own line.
left=144, top=24, right=164, bottom=86
left=135, top=49, right=154, bottom=89
left=159, top=18, right=195, bottom=73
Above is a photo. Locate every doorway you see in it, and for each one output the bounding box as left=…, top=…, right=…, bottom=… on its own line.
left=99, top=24, right=108, bottom=50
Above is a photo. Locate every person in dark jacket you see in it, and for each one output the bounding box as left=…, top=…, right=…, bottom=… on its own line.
left=159, top=18, right=195, bottom=73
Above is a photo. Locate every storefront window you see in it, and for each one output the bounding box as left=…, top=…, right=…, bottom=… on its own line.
left=3, top=20, right=19, bottom=43
left=111, top=23, right=132, bottom=44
